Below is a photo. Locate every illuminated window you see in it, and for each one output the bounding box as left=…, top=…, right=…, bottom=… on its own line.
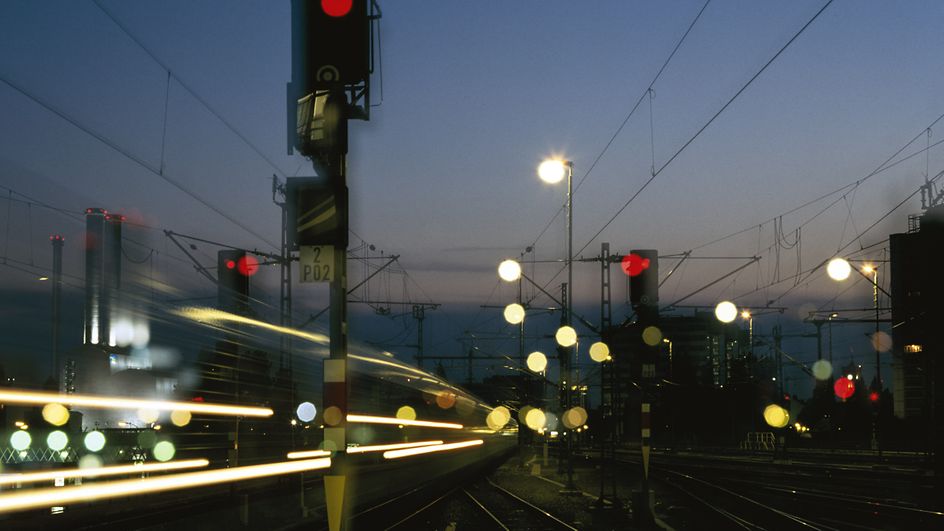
left=904, top=344, right=923, bottom=353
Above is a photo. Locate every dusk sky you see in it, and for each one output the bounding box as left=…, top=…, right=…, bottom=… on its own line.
left=2, top=1, right=944, bottom=392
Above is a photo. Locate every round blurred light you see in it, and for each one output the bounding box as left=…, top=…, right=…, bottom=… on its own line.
left=641, top=326, right=663, bottom=346
left=524, top=409, right=546, bottom=431
left=826, top=258, right=851, bottom=281
left=562, top=406, right=588, bottom=429
left=763, top=404, right=789, bottom=429
left=296, top=402, right=317, bottom=423
left=498, top=260, right=522, bottom=282
left=170, top=410, right=192, bottom=427
left=42, top=403, right=70, bottom=426
left=323, top=406, right=342, bottom=426
left=555, top=326, right=577, bottom=347
left=543, top=411, right=559, bottom=431
left=503, top=303, right=526, bottom=325
left=871, top=331, right=892, bottom=353
left=435, top=392, right=456, bottom=410
left=620, top=253, right=650, bottom=277
left=741, top=310, right=751, bottom=319
left=10, top=431, right=31, bottom=451
left=84, top=431, right=106, bottom=452
left=47, top=431, right=68, bottom=452
left=811, top=360, right=833, bottom=381
left=153, top=441, right=176, bottom=462
left=834, top=378, right=855, bottom=400
left=714, top=301, right=738, bottom=323
left=526, top=351, right=548, bottom=372
left=486, top=406, right=511, bottom=431
left=396, top=406, right=416, bottom=421
left=538, top=159, right=566, bottom=184
left=78, top=455, right=103, bottom=469
left=518, top=405, right=534, bottom=424
left=588, top=342, right=610, bottom=363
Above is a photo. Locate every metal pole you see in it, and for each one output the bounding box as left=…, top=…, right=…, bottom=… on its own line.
left=565, top=162, right=577, bottom=491
left=873, top=269, right=880, bottom=384
left=51, top=235, right=63, bottom=384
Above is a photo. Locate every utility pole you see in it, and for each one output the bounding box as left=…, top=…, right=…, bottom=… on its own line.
left=50, top=234, right=63, bottom=386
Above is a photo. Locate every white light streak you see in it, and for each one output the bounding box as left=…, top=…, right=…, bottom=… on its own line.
left=175, top=307, right=329, bottom=345
left=0, top=389, right=272, bottom=418
left=0, top=458, right=330, bottom=514
left=286, top=450, right=332, bottom=459
left=347, top=414, right=463, bottom=430
left=346, top=440, right=444, bottom=454
left=0, top=459, right=209, bottom=487
left=383, top=439, right=483, bottom=459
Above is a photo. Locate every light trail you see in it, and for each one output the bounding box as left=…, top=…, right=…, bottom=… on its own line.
left=0, top=389, right=272, bottom=417
left=383, top=439, right=483, bottom=459
left=286, top=450, right=332, bottom=459
left=175, top=307, right=329, bottom=344
left=347, top=414, right=463, bottom=430
left=346, top=440, right=444, bottom=454
left=0, top=459, right=209, bottom=486
left=0, top=458, right=330, bottom=514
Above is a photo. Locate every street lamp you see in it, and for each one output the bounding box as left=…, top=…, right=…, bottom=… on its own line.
left=714, top=301, right=738, bottom=323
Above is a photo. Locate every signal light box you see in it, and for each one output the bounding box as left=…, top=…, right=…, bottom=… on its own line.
left=306, top=0, right=369, bottom=87
left=286, top=177, right=349, bottom=249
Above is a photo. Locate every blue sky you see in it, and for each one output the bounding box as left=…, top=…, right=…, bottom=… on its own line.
left=2, top=1, right=943, bottom=392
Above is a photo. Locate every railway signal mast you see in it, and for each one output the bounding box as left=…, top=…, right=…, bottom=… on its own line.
left=288, top=1, right=376, bottom=529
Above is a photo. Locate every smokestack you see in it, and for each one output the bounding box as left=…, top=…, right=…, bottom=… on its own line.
left=104, top=213, right=124, bottom=347
left=84, top=208, right=106, bottom=345
left=50, top=234, right=64, bottom=381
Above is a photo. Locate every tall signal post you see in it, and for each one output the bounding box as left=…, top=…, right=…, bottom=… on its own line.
left=289, top=2, right=376, bottom=530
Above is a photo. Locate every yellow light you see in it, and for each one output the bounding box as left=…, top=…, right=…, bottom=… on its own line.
left=524, top=409, right=546, bottom=431
left=0, top=389, right=272, bottom=418
left=526, top=351, right=548, bottom=372
left=741, top=310, right=751, bottom=320
left=13, top=421, right=24, bottom=428
left=588, top=342, right=609, bottom=363
left=0, top=458, right=330, bottom=514
left=346, top=441, right=444, bottom=454
left=0, top=459, right=209, bottom=487
left=347, top=414, right=463, bottom=430
left=383, top=440, right=483, bottom=459
left=861, top=264, right=875, bottom=274
left=503, top=303, right=525, bottom=325
left=395, top=406, right=417, bottom=421
left=763, top=404, right=789, bottom=429
left=38, top=276, right=49, bottom=281
left=826, top=258, right=851, bottom=281
left=170, top=410, right=192, bottom=427
left=486, top=406, right=511, bottom=431
left=174, top=307, right=329, bottom=345
left=905, top=344, right=923, bottom=353
left=538, top=159, right=567, bottom=184
left=641, top=326, right=662, bottom=346
left=286, top=450, right=333, bottom=459
left=497, top=260, right=522, bottom=282
left=562, top=406, right=588, bottom=429
left=714, top=301, right=737, bottom=323
left=42, top=404, right=69, bottom=426
left=555, top=326, right=577, bottom=347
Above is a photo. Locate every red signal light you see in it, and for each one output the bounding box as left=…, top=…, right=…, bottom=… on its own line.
left=833, top=378, right=855, bottom=400
left=226, top=260, right=236, bottom=270
left=869, top=391, right=880, bottom=402
left=621, top=253, right=651, bottom=277
left=236, top=255, right=259, bottom=277
left=321, top=0, right=352, bottom=17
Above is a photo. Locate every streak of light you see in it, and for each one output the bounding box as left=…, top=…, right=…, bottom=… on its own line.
left=175, top=307, right=329, bottom=345
left=383, top=440, right=483, bottom=459
left=347, top=414, right=463, bottom=430
left=345, top=440, right=444, bottom=454
left=286, top=450, right=332, bottom=459
left=0, top=459, right=209, bottom=486
left=0, top=458, right=331, bottom=514
left=0, top=389, right=272, bottom=418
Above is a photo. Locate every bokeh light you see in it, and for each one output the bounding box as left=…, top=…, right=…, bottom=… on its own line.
left=497, top=260, right=521, bottom=282
left=871, top=331, right=892, bottom=352
left=518, top=405, right=533, bottom=424
left=811, top=360, right=833, bottom=381
left=435, top=392, right=456, bottom=410
left=555, top=325, right=577, bottom=347
left=78, top=455, right=103, bottom=469
left=42, top=403, right=70, bottom=426
left=526, top=351, right=548, bottom=372
left=834, top=378, right=855, bottom=400
left=562, top=406, right=588, bottom=429
left=10, top=431, right=31, bottom=451
left=236, top=255, right=259, bottom=276
left=503, top=303, right=525, bottom=324
left=153, top=441, right=176, bottom=462
left=84, top=431, right=106, bottom=452
left=588, top=342, right=609, bottom=362
left=826, top=258, right=851, bottom=281
left=323, top=406, right=342, bottom=426
left=137, top=430, right=157, bottom=449
left=763, top=404, right=789, bottom=428
left=641, top=326, right=663, bottom=346
left=46, top=431, right=68, bottom=452
left=620, top=253, right=650, bottom=277
left=543, top=411, right=559, bottom=431
left=486, top=406, right=511, bottom=431
left=396, top=406, right=417, bottom=421
left=714, top=301, right=737, bottom=323
left=537, top=159, right=566, bottom=184
left=137, top=408, right=159, bottom=424
left=296, top=402, right=317, bottom=423
left=524, top=409, right=546, bottom=431
left=170, top=410, right=192, bottom=427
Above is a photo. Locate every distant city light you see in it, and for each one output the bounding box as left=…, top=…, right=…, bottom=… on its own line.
left=714, top=301, right=737, bottom=323
left=497, top=260, right=522, bottom=282
left=826, top=258, right=851, bottom=281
